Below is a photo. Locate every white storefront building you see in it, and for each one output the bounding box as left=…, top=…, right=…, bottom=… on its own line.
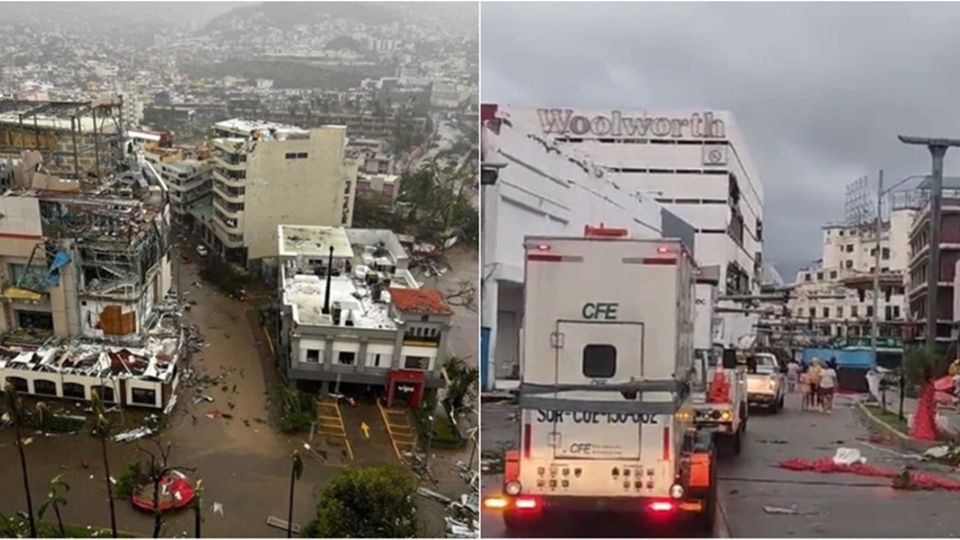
left=480, top=104, right=698, bottom=388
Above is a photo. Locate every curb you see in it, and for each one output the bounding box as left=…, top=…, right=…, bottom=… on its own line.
left=853, top=400, right=938, bottom=454
left=715, top=489, right=732, bottom=538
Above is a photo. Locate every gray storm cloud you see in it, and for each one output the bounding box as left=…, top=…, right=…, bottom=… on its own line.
left=481, top=2, right=960, bottom=280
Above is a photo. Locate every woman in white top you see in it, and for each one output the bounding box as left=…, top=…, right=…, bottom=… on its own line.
left=819, top=359, right=839, bottom=413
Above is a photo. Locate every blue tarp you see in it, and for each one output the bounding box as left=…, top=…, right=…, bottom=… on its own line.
left=44, top=251, right=71, bottom=288
left=801, top=347, right=875, bottom=369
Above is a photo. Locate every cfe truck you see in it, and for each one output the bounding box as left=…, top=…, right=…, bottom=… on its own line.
left=689, top=272, right=748, bottom=454
left=485, top=227, right=720, bottom=534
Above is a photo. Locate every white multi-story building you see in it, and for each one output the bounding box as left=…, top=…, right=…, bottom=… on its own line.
left=787, top=206, right=916, bottom=342
left=207, top=119, right=359, bottom=270
left=143, top=152, right=211, bottom=222
left=528, top=107, right=765, bottom=299
left=480, top=104, right=696, bottom=387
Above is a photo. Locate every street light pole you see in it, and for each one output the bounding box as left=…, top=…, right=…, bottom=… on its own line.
left=872, top=170, right=882, bottom=361
left=898, top=136, right=960, bottom=350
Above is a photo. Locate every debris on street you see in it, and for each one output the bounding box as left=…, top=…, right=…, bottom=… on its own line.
left=418, top=487, right=453, bottom=504
left=762, top=505, right=799, bottom=515
left=266, top=516, right=301, bottom=534
left=112, top=426, right=154, bottom=443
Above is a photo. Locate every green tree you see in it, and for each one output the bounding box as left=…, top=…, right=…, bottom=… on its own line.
left=37, top=471, right=70, bottom=538
left=5, top=383, right=37, bottom=538
left=443, top=357, right=478, bottom=413
left=303, top=465, right=418, bottom=538
left=90, top=389, right=118, bottom=538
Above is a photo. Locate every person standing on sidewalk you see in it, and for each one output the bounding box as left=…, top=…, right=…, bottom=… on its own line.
left=819, top=359, right=839, bottom=414
left=786, top=358, right=801, bottom=393
left=808, top=358, right=823, bottom=410
left=799, top=366, right=811, bottom=411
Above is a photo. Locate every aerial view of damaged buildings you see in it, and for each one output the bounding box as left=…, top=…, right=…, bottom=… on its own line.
left=0, top=32, right=477, bottom=417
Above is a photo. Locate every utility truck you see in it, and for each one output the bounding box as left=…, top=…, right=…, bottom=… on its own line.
left=689, top=271, right=748, bottom=454
left=486, top=227, right=720, bottom=534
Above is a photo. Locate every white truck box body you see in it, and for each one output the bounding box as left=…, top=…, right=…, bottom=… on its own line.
left=518, top=236, right=695, bottom=499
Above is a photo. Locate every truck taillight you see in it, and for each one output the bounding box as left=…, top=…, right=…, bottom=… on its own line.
left=536, top=243, right=551, bottom=251
left=649, top=501, right=675, bottom=513
left=657, top=245, right=676, bottom=254
left=515, top=497, right=539, bottom=510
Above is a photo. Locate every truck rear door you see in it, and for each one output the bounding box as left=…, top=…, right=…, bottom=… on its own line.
left=548, top=319, right=649, bottom=460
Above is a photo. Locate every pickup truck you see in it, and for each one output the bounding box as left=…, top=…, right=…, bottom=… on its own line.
left=745, top=352, right=785, bottom=412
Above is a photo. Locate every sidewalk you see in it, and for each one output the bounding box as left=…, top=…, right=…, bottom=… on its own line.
left=869, top=389, right=960, bottom=436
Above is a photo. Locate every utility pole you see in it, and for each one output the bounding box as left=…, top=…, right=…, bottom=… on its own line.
left=898, top=136, right=960, bottom=350
left=872, top=170, right=882, bottom=361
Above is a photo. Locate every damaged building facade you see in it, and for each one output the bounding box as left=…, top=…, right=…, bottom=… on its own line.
left=277, top=225, right=452, bottom=408
left=0, top=97, right=125, bottom=180
left=206, top=119, right=358, bottom=271
left=0, top=151, right=181, bottom=410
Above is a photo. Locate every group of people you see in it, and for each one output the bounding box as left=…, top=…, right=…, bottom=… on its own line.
left=785, top=357, right=838, bottom=413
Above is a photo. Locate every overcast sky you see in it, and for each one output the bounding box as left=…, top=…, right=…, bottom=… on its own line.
left=481, top=2, right=960, bottom=281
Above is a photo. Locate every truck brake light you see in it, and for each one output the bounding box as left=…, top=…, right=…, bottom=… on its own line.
left=536, top=243, right=551, bottom=251
left=649, top=501, right=675, bottom=513
left=515, top=497, right=539, bottom=510
left=483, top=497, right=509, bottom=509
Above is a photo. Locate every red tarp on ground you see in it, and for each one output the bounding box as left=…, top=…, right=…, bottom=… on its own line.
left=779, top=457, right=960, bottom=491
left=131, top=473, right=195, bottom=512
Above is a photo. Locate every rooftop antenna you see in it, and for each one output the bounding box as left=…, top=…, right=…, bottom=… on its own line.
left=322, top=245, right=334, bottom=315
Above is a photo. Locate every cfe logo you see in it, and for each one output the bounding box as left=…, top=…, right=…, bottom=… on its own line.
left=582, top=302, right=619, bottom=320
left=568, top=443, right=593, bottom=454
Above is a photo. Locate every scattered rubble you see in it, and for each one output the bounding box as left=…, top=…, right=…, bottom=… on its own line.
left=113, top=426, right=154, bottom=443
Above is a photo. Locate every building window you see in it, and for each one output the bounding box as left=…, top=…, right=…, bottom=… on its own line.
left=893, top=306, right=901, bottom=319
left=882, top=248, right=890, bottom=260
left=823, top=307, right=830, bottom=318
left=846, top=245, right=854, bottom=253
left=403, top=356, right=430, bottom=370
left=852, top=306, right=859, bottom=317
left=337, top=351, right=356, bottom=365
left=131, top=388, right=156, bottom=405
left=33, top=379, right=57, bottom=396
left=582, top=344, right=617, bottom=378
left=817, top=272, right=824, bottom=281
left=285, top=152, right=309, bottom=160
left=885, top=306, right=893, bottom=321
left=867, top=306, right=874, bottom=317
left=809, top=308, right=816, bottom=317
left=845, top=260, right=853, bottom=269
left=830, top=271, right=837, bottom=279
left=837, top=306, right=843, bottom=318
left=368, top=353, right=384, bottom=368
left=5, top=376, right=28, bottom=393
left=17, top=310, right=53, bottom=331
left=96, top=386, right=115, bottom=403
left=62, top=382, right=85, bottom=399
left=805, top=273, right=812, bottom=282
left=305, top=349, right=320, bottom=363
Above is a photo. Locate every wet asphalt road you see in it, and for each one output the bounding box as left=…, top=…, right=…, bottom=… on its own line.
left=480, top=391, right=960, bottom=538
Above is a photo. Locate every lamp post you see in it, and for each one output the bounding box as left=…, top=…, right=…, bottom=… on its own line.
left=898, top=136, right=960, bottom=350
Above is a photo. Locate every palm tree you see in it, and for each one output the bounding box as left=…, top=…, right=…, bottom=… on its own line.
left=90, top=390, right=118, bottom=538
left=38, top=471, right=70, bottom=537
left=288, top=451, right=303, bottom=538
left=192, top=478, right=204, bottom=538
left=5, top=383, right=37, bottom=538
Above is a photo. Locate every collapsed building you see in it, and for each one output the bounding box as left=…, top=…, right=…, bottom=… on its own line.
left=277, top=225, right=452, bottom=408
left=0, top=97, right=125, bottom=180
left=0, top=148, right=181, bottom=410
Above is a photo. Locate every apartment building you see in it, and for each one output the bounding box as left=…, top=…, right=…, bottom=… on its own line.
left=277, top=225, right=452, bottom=407
left=143, top=147, right=212, bottom=224
left=208, top=119, right=358, bottom=270
left=788, top=212, right=913, bottom=342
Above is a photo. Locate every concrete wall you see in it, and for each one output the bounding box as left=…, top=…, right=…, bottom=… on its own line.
left=243, top=127, right=357, bottom=261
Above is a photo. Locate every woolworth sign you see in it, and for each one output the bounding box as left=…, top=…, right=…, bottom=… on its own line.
left=537, top=109, right=726, bottom=139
